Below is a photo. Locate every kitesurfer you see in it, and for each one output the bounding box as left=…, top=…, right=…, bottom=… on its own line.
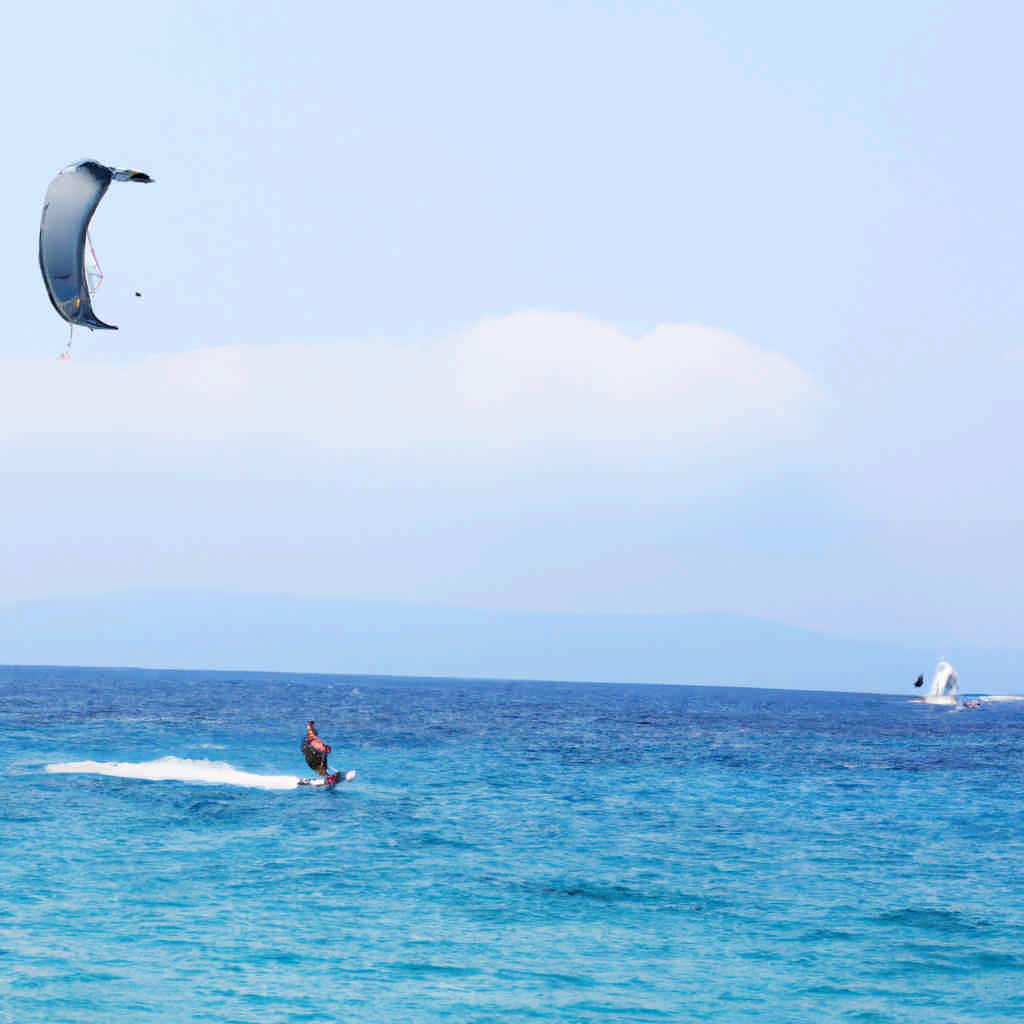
left=301, top=720, right=331, bottom=777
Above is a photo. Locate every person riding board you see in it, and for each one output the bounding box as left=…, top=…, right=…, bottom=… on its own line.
left=301, top=720, right=332, bottom=777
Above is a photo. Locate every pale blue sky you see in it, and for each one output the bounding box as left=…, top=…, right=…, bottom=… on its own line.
left=2, top=1, right=1023, bottom=659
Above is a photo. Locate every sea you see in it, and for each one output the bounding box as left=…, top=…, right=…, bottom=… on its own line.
left=2, top=666, right=1023, bottom=1024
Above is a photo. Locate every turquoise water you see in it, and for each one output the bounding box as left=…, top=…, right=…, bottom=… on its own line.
left=2, top=666, right=1023, bottom=1023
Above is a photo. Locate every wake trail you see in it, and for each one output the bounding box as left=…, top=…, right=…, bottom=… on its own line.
left=45, top=756, right=302, bottom=790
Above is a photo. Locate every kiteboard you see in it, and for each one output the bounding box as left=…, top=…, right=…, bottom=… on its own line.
left=298, top=769, right=356, bottom=789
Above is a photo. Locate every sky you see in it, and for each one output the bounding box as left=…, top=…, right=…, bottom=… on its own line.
left=2, top=0, right=1024, bottom=665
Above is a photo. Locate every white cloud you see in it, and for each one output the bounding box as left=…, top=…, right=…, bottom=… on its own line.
left=0, top=312, right=819, bottom=481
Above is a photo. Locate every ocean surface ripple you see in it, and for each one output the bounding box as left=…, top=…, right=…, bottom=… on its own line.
left=2, top=666, right=1023, bottom=1023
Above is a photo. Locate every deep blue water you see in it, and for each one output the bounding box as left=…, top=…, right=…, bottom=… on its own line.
left=2, top=666, right=1023, bottom=1023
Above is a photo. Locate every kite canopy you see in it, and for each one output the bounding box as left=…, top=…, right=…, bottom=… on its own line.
left=38, top=159, right=153, bottom=331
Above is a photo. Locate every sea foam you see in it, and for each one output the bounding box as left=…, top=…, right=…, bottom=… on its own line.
left=45, top=755, right=301, bottom=790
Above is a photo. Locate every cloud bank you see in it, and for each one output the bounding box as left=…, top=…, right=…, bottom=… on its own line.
left=2, top=312, right=818, bottom=482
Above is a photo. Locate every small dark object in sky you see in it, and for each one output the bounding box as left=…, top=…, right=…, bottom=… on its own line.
left=913, top=674, right=924, bottom=688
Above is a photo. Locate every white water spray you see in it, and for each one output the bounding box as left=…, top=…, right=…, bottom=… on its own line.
left=46, top=756, right=302, bottom=790
left=922, top=661, right=960, bottom=705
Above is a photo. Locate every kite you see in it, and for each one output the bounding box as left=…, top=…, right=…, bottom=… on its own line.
left=39, top=159, right=153, bottom=353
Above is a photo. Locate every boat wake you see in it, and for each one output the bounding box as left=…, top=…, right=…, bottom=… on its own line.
left=45, top=756, right=302, bottom=791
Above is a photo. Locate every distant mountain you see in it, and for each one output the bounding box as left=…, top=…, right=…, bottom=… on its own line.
left=0, top=592, right=1020, bottom=693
